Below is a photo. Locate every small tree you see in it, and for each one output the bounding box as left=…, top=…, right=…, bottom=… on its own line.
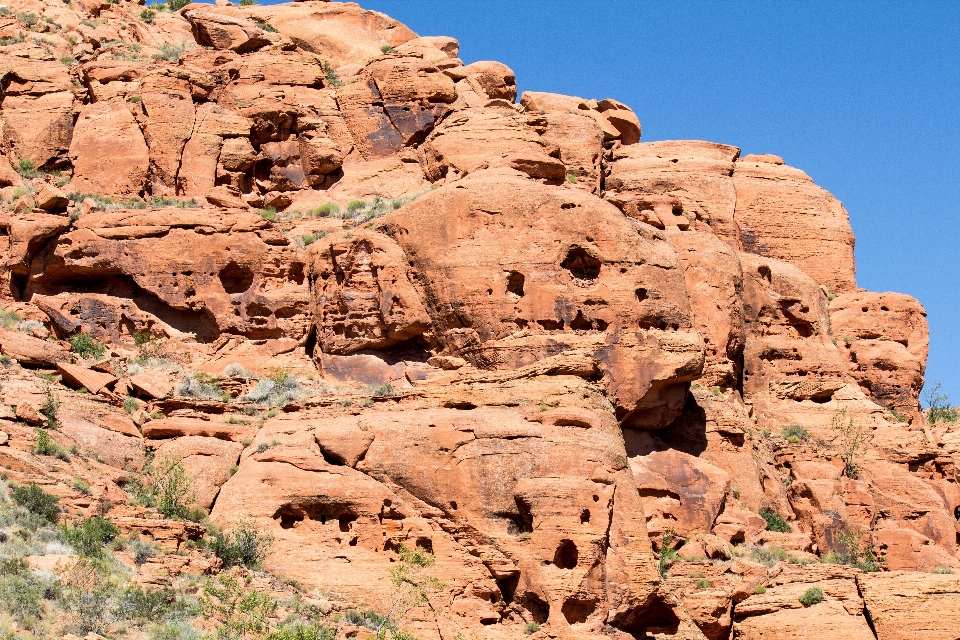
left=832, top=408, right=867, bottom=479
left=657, top=531, right=679, bottom=579
left=835, top=528, right=884, bottom=572
left=41, top=384, right=60, bottom=429
left=208, top=520, right=273, bottom=569
left=373, top=545, right=445, bottom=640
left=924, top=381, right=958, bottom=424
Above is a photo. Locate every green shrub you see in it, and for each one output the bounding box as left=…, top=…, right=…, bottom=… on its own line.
left=260, top=207, right=278, bottom=221
left=129, top=456, right=197, bottom=519
left=566, top=172, right=578, bottom=184
left=932, top=564, right=954, bottom=574
left=347, top=199, right=366, bottom=212
left=140, top=8, right=155, bottom=22
left=749, top=546, right=790, bottom=568
left=238, top=0, right=256, bottom=4
left=267, top=622, right=336, bottom=640
left=68, top=332, right=106, bottom=359
left=175, top=373, right=227, bottom=401
left=61, top=516, right=119, bottom=558
left=782, top=424, right=809, bottom=443
left=33, top=427, right=70, bottom=461
left=200, top=573, right=277, bottom=638
left=323, top=61, right=342, bottom=87
left=311, top=202, right=339, bottom=217
left=120, top=585, right=186, bottom=621
left=832, top=408, right=866, bottom=479
left=130, top=537, right=157, bottom=565
left=799, top=586, right=823, bottom=607
left=380, top=44, right=395, bottom=54
left=149, top=621, right=202, bottom=640
left=759, top=507, right=792, bottom=533
left=73, top=477, right=91, bottom=495
left=10, top=482, right=60, bottom=523
left=524, top=621, right=540, bottom=635
left=41, top=385, right=61, bottom=429
left=754, top=585, right=767, bottom=594
left=16, top=158, right=38, bottom=178
left=257, top=21, right=277, bottom=32
left=59, top=55, right=77, bottom=65
left=365, top=383, right=398, bottom=398
left=0, top=571, right=45, bottom=626
left=833, top=529, right=884, bottom=572
left=124, top=396, right=139, bottom=414
left=207, top=520, right=273, bottom=569
left=657, top=532, right=678, bottom=578
left=166, top=0, right=190, bottom=10
left=925, top=381, right=958, bottom=424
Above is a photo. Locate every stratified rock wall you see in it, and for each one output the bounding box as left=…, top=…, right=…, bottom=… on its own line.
left=0, top=1, right=955, bottom=639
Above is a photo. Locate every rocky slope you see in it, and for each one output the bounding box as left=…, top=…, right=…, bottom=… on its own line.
left=0, top=0, right=958, bottom=638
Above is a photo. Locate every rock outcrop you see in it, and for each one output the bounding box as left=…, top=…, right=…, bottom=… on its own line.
left=0, top=0, right=955, bottom=639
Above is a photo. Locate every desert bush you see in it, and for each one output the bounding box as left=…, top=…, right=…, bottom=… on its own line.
left=241, top=371, right=303, bottom=407
left=41, top=385, right=61, bottom=429
left=657, top=531, right=679, bottom=578
left=748, top=546, right=808, bottom=567
left=267, top=622, right=336, bottom=640
left=222, top=363, right=254, bottom=378
left=524, top=621, right=540, bottom=635
left=18, top=319, right=43, bottom=334
left=17, top=157, right=38, bottom=178
left=833, top=528, right=884, bottom=572
left=0, top=307, right=22, bottom=329
left=0, top=570, right=46, bottom=626
left=200, top=573, right=277, bottom=639
left=61, top=516, right=119, bottom=558
left=799, top=586, right=823, bottom=607
left=130, top=536, right=157, bottom=565
left=140, top=8, right=155, bottom=22
left=323, top=62, right=342, bottom=87
left=759, top=507, right=792, bottom=533
left=68, top=332, right=106, bottom=360
left=154, top=42, right=187, bottom=61
left=124, top=396, right=140, bottom=414
left=33, top=427, right=70, bottom=461
left=150, top=620, right=203, bottom=640
left=166, top=0, right=190, bottom=10
left=10, top=482, right=60, bottom=524
left=175, top=373, right=227, bottom=401
left=207, top=521, right=273, bottom=569
left=129, top=456, right=198, bottom=520
left=364, top=383, right=398, bottom=398
left=831, top=408, right=867, bottom=479
left=118, top=585, right=188, bottom=622
left=782, top=424, right=809, bottom=443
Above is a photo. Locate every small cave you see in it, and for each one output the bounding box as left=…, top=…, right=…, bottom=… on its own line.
left=219, top=262, right=255, bottom=294
left=338, top=513, right=358, bottom=532
left=561, top=246, right=601, bottom=280
left=635, top=287, right=648, bottom=302
left=506, top=270, right=525, bottom=297
left=552, top=539, right=578, bottom=569
left=561, top=597, right=597, bottom=625
left=517, top=591, right=550, bottom=623
left=580, top=508, right=591, bottom=524
left=415, top=537, right=434, bottom=553
left=570, top=310, right=592, bottom=331
left=273, top=505, right=306, bottom=530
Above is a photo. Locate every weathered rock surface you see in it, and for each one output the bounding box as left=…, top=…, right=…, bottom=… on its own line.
left=0, top=0, right=952, bottom=638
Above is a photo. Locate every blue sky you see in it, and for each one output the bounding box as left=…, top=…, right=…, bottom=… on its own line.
left=260, top=1, right=960, bottom=404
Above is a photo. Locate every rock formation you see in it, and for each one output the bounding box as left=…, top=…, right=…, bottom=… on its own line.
left=0, top=0, right=956, bottom=639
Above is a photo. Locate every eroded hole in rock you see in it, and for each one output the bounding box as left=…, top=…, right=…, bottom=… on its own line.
left=570, top=310, right=592, bottom=331
left=561, top=246, right=601, bottom=280
left=553, top=539, right=578, bottom=569
left=506, top=270, right=525, bottom=297
left=496, top=574, right=519, bottom=605
left=338, top=513, right=358, bottom=532
left=415, top=537, right=434, bottom=553
left=757, top=265, right=772, bottom=282
left=219, top=262, right=255, bottom=294
left=518, top=592, right=550, bottom=623
left=636, top=287, right=648, bottom=302
left=562, top=597, right=597, bottom=624
left=580, top=508, right=590, bottom=524
left=537, top=318, right=564, bottom=331
left=273, top=506, right=306, bottom=529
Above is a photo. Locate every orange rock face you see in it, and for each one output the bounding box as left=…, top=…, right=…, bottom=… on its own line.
left=0, top=0, right=954, bottom=638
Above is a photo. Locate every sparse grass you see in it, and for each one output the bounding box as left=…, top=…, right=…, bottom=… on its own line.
left=566, top=172, right=578, bottom=184
left=123, top=396, right=139, bottom=414
left=380, top=44, right=395, bottom=54
left=153, top=42, right=189, bottom=62
left=749, top=546, right=808, bottom=568
left=364, top=383, right=398, bottom=398
left=72, top=477, right=90, bottom=495
left=59, top=55, right=77, bottom=65
left=759, top=507, right=792, bottom=533
left=259, top=207, right=278, bottom=222
left=799, top=586, right=823, bottom=607
left=222, top=363, right=254, bottom=378
left=240, top=371, right=304, bottom=407
left=932, top=564, right=954, bottom=574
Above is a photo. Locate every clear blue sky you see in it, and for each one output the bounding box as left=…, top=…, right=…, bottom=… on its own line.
left=262, top=1, right=960, bottom=404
